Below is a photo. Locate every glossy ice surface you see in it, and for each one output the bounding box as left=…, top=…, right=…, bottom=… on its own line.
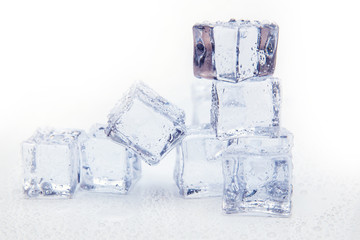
left=193, top=19, right=278, bottom=82
left=80, top=124, right=141, bottom=194
left=106, top=81, right=186, bottom=166
left=211, top=76, right=281, bottom=139
left=174, top=126, right=226, bottom=198
left=22, top=128, right=85, bottom=198
left=219, top=129, right=293, bottom=217
left=191, top=78, right=212, bottom=126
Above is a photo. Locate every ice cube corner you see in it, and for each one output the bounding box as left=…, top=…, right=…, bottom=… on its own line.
left=22, top=128, right=85, bottom=198
left=106, top=81, right=186, bottom=166
left=219, top=129, right=293, bottom=217
left=193, top=19, right=278, bottom=83
left=174, top=126, right=226, bottom=198
left=80, top=124, right=141, bottom=193
left=211, top=76, right=281, bottom=139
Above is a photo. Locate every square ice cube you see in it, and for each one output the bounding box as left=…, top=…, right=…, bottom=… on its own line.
left=191, top=78, right=212, bottom=126
left=211, top=76, right=281, bottom=139
left=218, top=129, right=293, bottom=217
left=193, top=20, right=278, bottom=82
left=106, top=81, right=186, bottom=166
left=174, top=126, right=227, bottom=198
left=80, top=124, right=141, bottom=193
left=22, top=128, right=85, bottom=198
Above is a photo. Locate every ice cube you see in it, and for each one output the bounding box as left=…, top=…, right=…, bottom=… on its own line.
left=193, top=20, right=278, bottom=82
left=218, top=129, right=293, bottom=217
left=211, top=76, right=281, bottom=139
left=106, top=81, right=186, bottom=166
left=80, top=124, right=141, bottom=193
left=22, top=128, right=85, bottom=198
left=191, top=78, right=212, bottom=126
left=174, top=126, right=227, bottom=198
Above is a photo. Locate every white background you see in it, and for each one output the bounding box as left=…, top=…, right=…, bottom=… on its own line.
left=1, top=0, right=360, bottom=239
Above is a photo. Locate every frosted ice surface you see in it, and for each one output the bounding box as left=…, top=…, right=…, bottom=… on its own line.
left=106, top=81, right=186, bottom=166
left=22, top=128, right=85, bottom=198
left=80, top=124, right=141, bottom=194
left=174, top=126, right=227, bottom=198
left=193, top=20, right=278, bottom=82
left=191, top=78, right=212, bottom=126
left=218, top=129, right=293, bottom=217
left=211, top=76, right=281, bottom=139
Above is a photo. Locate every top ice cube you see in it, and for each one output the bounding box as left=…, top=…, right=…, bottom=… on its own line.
left=106, top=81, right=186, bottom=166
left=193, top=19, right=279, bottom=82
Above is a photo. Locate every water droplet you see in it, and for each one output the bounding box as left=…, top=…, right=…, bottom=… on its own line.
left=258, top=50, right=266, bottom=66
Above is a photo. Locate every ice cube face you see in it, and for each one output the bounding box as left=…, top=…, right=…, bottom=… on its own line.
left=211, top=76, right=281, bottom=139
left=191, top=78, right=212, bottom=126
left=174, top=127, right=227, bottom=198
left=22, top=129, right=85, bottom=198
left=106, top=81, right=186, bottom=166
left=80, top=124, right=141, bottom=193
left=193, top=20, right=278, bottom=83
left=219, top=129, right=293, bottom=217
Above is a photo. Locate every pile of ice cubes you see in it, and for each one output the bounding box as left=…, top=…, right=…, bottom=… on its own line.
left=22, top=19, right=293, bottom=217
left=22, top=82, right=186, bottom=198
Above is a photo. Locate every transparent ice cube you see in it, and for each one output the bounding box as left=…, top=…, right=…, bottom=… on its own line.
left=193, top=20, right=278, bottom=82
left=218, top=129, right=293, bottom=217
left=22, top=128, right=85, bottom=198
left=191, top=78, right=212, bottom=126
left=174, top=126, right=227, bottom=198
left=211, top=76, right=281, bottom=139
left=80, top=124, right=141, bottom=194
left=106, top=81, right=186, bottom=166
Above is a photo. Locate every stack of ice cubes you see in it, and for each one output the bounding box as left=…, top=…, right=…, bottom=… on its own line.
left=21, top=19, right=293, bottom=218
left=174, top=19, right=294, bottom=217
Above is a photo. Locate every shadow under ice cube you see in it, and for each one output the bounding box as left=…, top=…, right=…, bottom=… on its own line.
left=211, top=76, right=281, bottom=139
left=174, top=126, right=227, bottom=198
left=218, top=129, right=293, bottom=217
left=22, top=128, right=85, bottom=198
left=106, top=81, right=186, bottom=166
left=80, top=124, right=141, bottom=193
left=193, top=20, right=278, bottom=82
